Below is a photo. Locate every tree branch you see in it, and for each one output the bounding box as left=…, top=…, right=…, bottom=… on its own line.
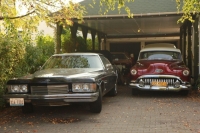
left=0, top=10, right=35, bottom=20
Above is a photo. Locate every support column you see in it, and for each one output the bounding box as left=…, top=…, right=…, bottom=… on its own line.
left=103, top=35, right=107, bottom=50
left=193, top=16, right=199, bottom=82
left=91, top=30, right=96, bottom=50
left=187, top=21, right=192, bottom=72
left=183, top=25, right=187, bottom=64
left=82, top=26, right=88, bottom=44
left=97, top=33, right=102, bottom=50
left=55, top=22, right=63, bottom=54
left=179, top=27, right=183, bottom=51
left=70, top=23, right=78, bottom=52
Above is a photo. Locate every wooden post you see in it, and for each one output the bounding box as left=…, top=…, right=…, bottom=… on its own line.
left=55, top=22, right=63, bottom=54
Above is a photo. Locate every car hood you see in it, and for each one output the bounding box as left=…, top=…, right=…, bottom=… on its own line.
left=135, top=60, right=186, bottom=74
left=8, top=68, right=105, bottom=84
left=33, top=68, right=104, bottom=78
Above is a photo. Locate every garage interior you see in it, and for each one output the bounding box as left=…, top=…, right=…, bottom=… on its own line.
left=56, top=0, right=200, bottom=84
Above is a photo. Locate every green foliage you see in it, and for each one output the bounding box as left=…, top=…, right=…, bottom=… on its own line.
left=0, top=0, right=86, bottom=29
left=91, top=0, right=134, bottom=17
left=176, top=0, right=200, bottom=23
left=76, top=36, right=87, bottom=52
left=61, top=28, right=73, bottom=53
left=24, top=33, right=55, bottom=73
left=0, top=24, right=55, bottom=109
left=87, top=38, right=99, bottom=50
left=61, top=28, right=87, bottom=52
left=0, top=27, right=27, bottom=109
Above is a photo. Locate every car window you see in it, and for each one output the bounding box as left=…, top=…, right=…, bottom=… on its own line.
left=100, top=55, right=112, bottom=68
left=139, top=51, right=182, bottom=60
left=42, top=55, right=104, bottom=69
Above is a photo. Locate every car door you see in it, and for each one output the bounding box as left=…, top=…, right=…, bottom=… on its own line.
left=100, top=55, right=117, bottom=93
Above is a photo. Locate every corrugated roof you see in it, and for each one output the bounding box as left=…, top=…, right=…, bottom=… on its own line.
left=80, top=0, right=179, bottom=16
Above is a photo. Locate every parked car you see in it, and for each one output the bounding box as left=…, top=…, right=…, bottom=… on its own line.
left=3, top=53, right=118, bottom=113
left=111, top=52, right=132, bottom=85
left=82, top=50, right=121, bottom=84
left=129, top=43, right=191, bottom=95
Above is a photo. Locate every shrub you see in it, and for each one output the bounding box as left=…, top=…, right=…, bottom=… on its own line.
left=0, top=31, right=55, bottom=109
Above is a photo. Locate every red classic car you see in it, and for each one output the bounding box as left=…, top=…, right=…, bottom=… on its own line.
left=129, top=43, right=191, bottom=95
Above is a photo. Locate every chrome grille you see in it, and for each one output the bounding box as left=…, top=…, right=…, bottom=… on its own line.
left=142, top=78, right=176, bottom=86
left=31, top=85, right=69, bottom=95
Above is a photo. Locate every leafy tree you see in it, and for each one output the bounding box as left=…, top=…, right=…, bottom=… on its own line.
left=87, top=38, right=99, bottom=50
left=61, top=28, right=87, bottom=52
left=0, top=0, right=198, bottom=28
left=91, top=0, right=197, bottom=23
left=0, top=0, right=85, bottom=30
left=24, top=33, right=55, bottom=73
left=176, top=0, right=199, bottom=23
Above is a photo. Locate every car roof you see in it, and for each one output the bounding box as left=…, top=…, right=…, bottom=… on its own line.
left=81, top=50, right=113, bottom=62
left=141, top=43, right=180, bottom=52
left=53, top=53, right=102, bottom=56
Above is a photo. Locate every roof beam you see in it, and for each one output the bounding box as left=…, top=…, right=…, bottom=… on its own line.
left=107, top=33, right=180, bottom=39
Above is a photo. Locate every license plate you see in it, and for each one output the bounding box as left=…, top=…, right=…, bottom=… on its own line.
left=151, top=81, right=167, bottom=87
left=10, top=98, right=24, bottom=106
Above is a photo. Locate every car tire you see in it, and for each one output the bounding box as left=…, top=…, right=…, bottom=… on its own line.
left=22, top=103, right=34, bottom=113
left=180, top=90, right=189, bottom=96
left=90, top=89, right=102, bottom=113
left=132, top=88, right=138, bottom=95
left=109, top=84, right=117, bottom=96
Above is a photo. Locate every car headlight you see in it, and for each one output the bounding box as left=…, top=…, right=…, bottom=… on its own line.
left=174, top=80, right=180, bottom=88
left=7, top=85, right=28, bottom=93
left=139, top=79, right=145, bottom=87
left=183, top=70, right=189, bottom=76
left=72, top=83, right=97, bottom=92
left=131, top=69, right=137, bottom=75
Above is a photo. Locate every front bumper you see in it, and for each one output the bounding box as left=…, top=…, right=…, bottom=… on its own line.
left=129, top=75, right=191, bottom=91
left=3, top=92, right=99, bottom=106
left=129, top=82, right=191, bottom=91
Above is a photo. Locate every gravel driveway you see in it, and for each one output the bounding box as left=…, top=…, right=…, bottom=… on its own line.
left=0, top=86, right=200, bottom=133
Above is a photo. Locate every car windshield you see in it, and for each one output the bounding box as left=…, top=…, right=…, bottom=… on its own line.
left=112, top=53, right=128, bottom=60
left=41, top=55, right=103, bottom=69
left=139, top=51, right=182, bottom=60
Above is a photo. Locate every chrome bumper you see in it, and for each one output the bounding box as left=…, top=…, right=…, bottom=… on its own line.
left=3, top=92, right=99, bottom=104
left=129, top=75, right=191, bottom=91
left=129, top=82, right=191, bottom=91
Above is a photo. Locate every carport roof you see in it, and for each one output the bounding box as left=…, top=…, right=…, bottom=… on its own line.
left=78, top=0, right=183, bottom=42
left=81, top=0, right=179, bottom=15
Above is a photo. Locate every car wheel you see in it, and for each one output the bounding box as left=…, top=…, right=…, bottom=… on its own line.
left=90, top=89, right=102, bottom=113
left=132, top=88, right=138, bottom=95
left=109, top=84, right=117, bottom=96
left=22, top=103, right=34, bottom=113
left=180, top=90, right=189, bottom=96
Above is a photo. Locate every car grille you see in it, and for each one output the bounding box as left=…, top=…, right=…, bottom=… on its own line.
left=141, top=78, right=177, bottom=85
left=31, top=85, right=69, bottom=95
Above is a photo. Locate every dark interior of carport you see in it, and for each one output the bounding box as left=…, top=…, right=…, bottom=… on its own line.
left=56, top=0, right=199, bottom=84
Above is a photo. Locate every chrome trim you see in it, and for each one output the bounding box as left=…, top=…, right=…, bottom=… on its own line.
left=31, top=85, right=69, bottom=95
left=129, top=75, right=191, bottom=91
left=138, top=75, right=182, bottom=80
left=3, top=92, right=99, bottom=103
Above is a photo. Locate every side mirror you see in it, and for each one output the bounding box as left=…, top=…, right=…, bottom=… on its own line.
left=106, top=64, right=113, bottom=70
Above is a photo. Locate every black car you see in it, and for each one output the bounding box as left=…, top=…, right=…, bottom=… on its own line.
left=3, top=53, right=118, bottom=113
left=82, top=50, right=121, bottom=84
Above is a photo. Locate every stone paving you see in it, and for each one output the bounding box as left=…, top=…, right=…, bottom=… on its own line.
left=0, top=86, right=200, bottom=133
